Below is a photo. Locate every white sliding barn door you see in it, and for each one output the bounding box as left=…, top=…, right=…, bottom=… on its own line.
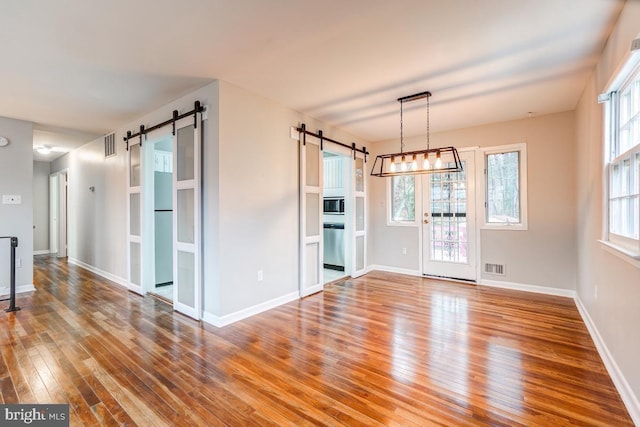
left=299, top=136, right=324, bottom=297
left=172, top=118, right=202, bottom=319
left=351, top=154, right=367, bottom=278
left=127, top=141, right=143, bottom=294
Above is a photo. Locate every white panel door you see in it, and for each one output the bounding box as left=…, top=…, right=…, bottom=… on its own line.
left=351, top=154, right=367, bottom=278
left=173, top=118, right=202, bottom=319
left=127, top=142, right=143, bottom=294
left=422, top=150, right=477, bottom=281
left=299, top=136, right=323, bottom=297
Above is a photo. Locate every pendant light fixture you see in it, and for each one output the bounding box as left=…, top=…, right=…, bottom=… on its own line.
left=371, top=91, right=462, bottom=177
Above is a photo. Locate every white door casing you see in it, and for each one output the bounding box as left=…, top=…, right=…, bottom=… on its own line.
left=422, top=150, right=477, bottom=281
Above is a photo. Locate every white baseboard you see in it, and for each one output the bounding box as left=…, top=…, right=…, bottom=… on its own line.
left=203, top=291, right=299, bottom=328
left=368, top=264, right=422, bottom=277
left=33, top=250, right=50, bottom=255
left=0, top=284, right=35, bottom=296
left=67, top=257, right=129, bottom=289
left=368, top=267, right=575, bottom=298
left=479, top=278, right=576, bottom=298
left=575, top=297, right=640, bottom=425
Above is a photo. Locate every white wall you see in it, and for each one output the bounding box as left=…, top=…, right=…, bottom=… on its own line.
left=369, top=111, right=577, bottom=291
left=50, top=79, right=370, bottom=322
left=0, top=116, right=34, bottom=290
left=52, top=135, right=128, bottom=276
left=52, top=83, right=219, bottom=285
left=214, top=80, right=369, bottom=317
left=33, top=161, right=50, bottom=253
left=575, top=0, right=640, bottom=419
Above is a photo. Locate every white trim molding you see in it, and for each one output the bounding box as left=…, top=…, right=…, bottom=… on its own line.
left=599, top=240, right=640, bottom=269
left=203, top=291, right=299, bottom=328
left=368, top=268, right=576, bottom=298
left=479, top=279, right=576, bottom=298
left=33, top=250, right=50, bottom=255
left=368, top=264, right=422, bottom=277
left=575, top=297, right=640, bottom=425
left=67, top=257, right=129, bottom=289
left=0, top=284, right=35, bottom=296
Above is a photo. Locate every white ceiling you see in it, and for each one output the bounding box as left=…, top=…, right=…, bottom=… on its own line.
left=0, top=0, right=624, bottom=160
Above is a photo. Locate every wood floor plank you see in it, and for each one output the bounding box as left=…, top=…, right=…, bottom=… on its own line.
left=0, top=255, right=631, bottom=426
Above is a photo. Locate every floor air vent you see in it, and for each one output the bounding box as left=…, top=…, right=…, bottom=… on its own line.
left=484, top=263, right=505, bottom=275
left=104, top=132, right=116, bottom=158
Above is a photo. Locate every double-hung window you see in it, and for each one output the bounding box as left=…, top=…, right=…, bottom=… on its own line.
left=388, top=175, right=418, bottom=225
left=603, top=51, right=640, bottom=257
left=481, top=143, right=528, bottom=230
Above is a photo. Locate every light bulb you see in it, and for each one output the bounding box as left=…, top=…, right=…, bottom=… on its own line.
left=400, top=155, right=407, bottom=172
left=390, top=157, right=396, bottom=172
left=435, top=151, right=442, bottom=169
left=423, top=153, right=430, bottom=169
left=411, top=154, right=418, bottom=171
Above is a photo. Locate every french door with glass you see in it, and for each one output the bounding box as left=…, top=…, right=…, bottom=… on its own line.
left=422, top=150, right=476, bottom=281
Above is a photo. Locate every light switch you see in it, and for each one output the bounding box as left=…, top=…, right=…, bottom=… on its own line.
left=2, top=195, right=21, bottom=204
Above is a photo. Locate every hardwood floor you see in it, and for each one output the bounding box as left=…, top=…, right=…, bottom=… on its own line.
left=0, top=256, right=632, bottom=426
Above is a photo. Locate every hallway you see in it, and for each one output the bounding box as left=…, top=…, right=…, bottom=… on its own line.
left=0, top=256, right=632, bottom=425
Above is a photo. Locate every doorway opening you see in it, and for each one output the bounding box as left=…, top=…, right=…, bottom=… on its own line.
left=148, top=138, right=174, bottom=302
left=127, top=116, right=202, bottom=319
left=299, top=132, right=367, bottom=297
left=49, top=170, right=68, bottom=258
left=322, top=151, right=349, bottom=284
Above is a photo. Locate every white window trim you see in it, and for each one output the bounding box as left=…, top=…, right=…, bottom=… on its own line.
left=599, top=240, right=640, bottom=268
left=600, top=43, right=640, bottom=262
left=478, top=143, right=528, bottom=231
left=386, top=175, right=421, bottom=227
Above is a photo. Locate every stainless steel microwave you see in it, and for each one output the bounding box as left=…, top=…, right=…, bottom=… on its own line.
left=323, top=197, right=345, bottom=215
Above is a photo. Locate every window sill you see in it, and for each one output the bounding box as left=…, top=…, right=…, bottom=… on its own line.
left=598, top=240, right=640, bottom=269
left=387, top=221, right=419, bottom=227
left=481, top=224, right=528, bottom=231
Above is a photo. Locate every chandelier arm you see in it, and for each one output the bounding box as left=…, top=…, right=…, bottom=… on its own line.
left=400, top=99, right=404, bottom=153
left=427, top=93, right=430, bottom=151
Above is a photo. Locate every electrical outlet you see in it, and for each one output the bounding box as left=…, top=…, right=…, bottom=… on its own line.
left=257, top=270, right=263, bottom=281
left=402, top=247, right=407, bottom=255
left=2, top=195, right=22, bottom=205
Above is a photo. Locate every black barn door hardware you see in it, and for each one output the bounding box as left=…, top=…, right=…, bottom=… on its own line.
left=125, top=101, right=205, bottom=150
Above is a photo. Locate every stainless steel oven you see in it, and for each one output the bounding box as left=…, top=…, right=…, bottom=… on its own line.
left=323, top=223, right=345, bottom=270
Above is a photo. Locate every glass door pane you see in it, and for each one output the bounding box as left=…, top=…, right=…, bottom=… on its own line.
left=430, top=164, right=467, bottom=263
left=128, top=142, right=143, bottom=292
left=352, top=154, right=367, bottom=278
